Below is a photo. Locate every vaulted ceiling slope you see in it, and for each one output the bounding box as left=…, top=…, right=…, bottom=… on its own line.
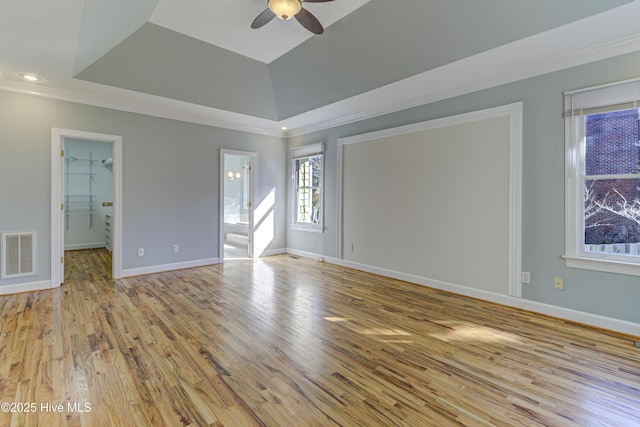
left=77, top=23, right=280, bottom=120
left=75, top=0, right=631, bottom=121
left=1, top=0, right=639, bottom=135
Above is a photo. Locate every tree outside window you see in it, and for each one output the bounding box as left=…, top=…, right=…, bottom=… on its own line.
left=583, top=109, right=640, bottom=257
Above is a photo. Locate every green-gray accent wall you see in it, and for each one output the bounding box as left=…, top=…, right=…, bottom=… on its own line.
left=287, top=50, right=640, bottom=324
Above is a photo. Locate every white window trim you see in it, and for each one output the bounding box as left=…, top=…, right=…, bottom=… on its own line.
left=564, top=78, right=640, bottom=276
left=291, top=143, right=324, bottom=232
left=291, top=223, right=324, bottom=233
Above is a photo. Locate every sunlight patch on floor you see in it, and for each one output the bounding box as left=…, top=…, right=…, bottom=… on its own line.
left=322, top=317, right=350, bottom=323
left=430, top=321, right=521, bottom=344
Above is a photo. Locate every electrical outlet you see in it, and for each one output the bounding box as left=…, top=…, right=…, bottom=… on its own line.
left=554, top=277, right=564, bottom=290
left=521, top=271, right=531, bottom=284
left=137, top=248, right=144, bottom=257
left=173, top=244, right=179, bottom=253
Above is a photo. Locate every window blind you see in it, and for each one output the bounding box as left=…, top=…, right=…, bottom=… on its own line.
left=564, top=78, right=640, bottom=117
left=292, top=142, right=323, bottom=160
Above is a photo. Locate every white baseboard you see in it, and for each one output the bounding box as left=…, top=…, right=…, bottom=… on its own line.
left=287, top=249, right=640, bottom=338
left=121, top=258, right=220, bottom=278
left=286, top=248, right=327, bottom=261
left=260, top=248, right=287, bottom=257
left=64, top=243, right=105, bottom=250
left=0, top=280, right=54, bottom=296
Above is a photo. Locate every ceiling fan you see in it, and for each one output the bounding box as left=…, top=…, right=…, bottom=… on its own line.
left=251, top=0, right=335, bottom=35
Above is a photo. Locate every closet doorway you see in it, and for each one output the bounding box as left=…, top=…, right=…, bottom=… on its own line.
left=220, top=150, right=257, bottom=261
left=63, top=138, right=113, bottom=280
left=51, top=129, right=122, bottom=286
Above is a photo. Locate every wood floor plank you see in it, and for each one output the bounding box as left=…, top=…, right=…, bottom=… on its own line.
left=0, top=249, right=639, bottom=426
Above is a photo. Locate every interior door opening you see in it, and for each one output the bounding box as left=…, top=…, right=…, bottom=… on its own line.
left=221, top=151, right=256, bottom=261
left=51, top=128, right=122, bottom=287
left=62, top=137, right=114, bottom=281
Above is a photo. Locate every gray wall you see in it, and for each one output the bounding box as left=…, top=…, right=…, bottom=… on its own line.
left=0, top=91, right=286, bottom=286
left=288, top=50, right=640, bottom=324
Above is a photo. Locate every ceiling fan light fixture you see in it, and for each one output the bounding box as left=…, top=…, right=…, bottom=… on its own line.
left=268, top=0, right=301, bottom=21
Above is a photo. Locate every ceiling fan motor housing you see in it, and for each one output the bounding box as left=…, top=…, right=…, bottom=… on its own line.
left=268, top=0, right=302, bottom=21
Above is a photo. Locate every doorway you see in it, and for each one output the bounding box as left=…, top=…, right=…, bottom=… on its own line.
left=220, top=150, right=257, bottom=261
left=63, top=138, right=113, bottom=280
left=51, top=129, right=122, bottom=286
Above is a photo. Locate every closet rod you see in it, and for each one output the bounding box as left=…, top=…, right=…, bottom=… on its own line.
left=65, top=156, right=100, bottom=162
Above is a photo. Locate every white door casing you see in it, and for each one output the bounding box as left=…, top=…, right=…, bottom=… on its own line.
left=51, top=128, right=123, bottom=286
left=220, top=149, right=258, bottom=262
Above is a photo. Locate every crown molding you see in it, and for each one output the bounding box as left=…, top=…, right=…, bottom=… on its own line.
left=2, top=30, right=640, bottom=140
left=285, top=32, right=640, bottom=138
left=0, top=74, right=286, bottom=138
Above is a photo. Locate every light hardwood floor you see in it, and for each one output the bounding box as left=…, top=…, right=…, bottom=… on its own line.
left=1, top=250, right=639, bottom=426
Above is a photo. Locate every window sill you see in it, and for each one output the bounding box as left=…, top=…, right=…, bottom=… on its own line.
left=562, top=255, right=640, bottom=277
left=291, top=224, right=324, bottom=233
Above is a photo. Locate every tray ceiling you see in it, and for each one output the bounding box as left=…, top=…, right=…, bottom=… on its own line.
left=149, top=0, right=371, bottom=64
left=1, top=0, right=638, bottom=135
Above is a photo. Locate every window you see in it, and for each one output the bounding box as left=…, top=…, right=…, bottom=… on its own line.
left=292, top=143, right=323, bottom=232
left=564, top=79, right=640, bottom=275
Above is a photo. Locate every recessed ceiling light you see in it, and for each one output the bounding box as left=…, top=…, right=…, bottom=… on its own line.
left=281, top=126, right=288, bottom=130
left=19, top=73, right=42, bottom=82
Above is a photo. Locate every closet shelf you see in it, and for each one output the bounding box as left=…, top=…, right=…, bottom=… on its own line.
left=65, top=210, right=96, bottom=215
left=66, top=157, right=97, bottom=162
left=65, top=151, right=96, bottom=229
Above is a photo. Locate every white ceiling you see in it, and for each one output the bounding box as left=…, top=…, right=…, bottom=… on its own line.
left=149, top=0, right=371, bottom=63
left=1, top=0, right=640, bottom=137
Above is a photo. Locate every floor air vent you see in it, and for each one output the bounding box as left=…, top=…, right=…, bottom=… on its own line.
left=1, top=231, right=36, bottom=279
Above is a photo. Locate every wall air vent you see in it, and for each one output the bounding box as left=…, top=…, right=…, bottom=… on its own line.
left=1, top=231, right=36, bottom=279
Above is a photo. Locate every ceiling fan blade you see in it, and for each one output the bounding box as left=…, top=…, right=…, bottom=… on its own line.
left=251, top=8, right=276, bottom=29
left=295, top=8, right=324, bottom=34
